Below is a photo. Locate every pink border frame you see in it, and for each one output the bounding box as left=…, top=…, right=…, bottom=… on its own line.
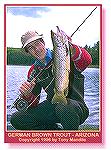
left=4, top=4, right=104, bottom=146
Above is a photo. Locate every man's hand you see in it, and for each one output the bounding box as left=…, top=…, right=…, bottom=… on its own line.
left=19, top=80, right=35, bottom=97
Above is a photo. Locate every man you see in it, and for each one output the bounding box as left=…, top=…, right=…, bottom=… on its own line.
left=10, top=30, right=92, bottom=130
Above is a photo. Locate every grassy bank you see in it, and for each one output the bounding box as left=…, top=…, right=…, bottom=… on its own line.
left=7, top=124, right=99, bottom=131
left=88, top=65, right=99, bottom=68
left=7, top=47, right=99, bottom=67
left=7, top=47, right=35, bottom=65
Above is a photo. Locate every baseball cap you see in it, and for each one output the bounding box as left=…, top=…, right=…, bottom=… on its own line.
left=21, top=31, right=44, bottom=48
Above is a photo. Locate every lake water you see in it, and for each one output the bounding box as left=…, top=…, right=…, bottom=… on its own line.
left=6, top=66, right=100, bottom=130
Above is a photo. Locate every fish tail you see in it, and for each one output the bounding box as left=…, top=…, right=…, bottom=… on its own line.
left=52, top=92, right=67, bottom=105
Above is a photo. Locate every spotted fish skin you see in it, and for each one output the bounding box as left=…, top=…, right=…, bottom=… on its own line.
left=51, top=26, right=70, bottom=105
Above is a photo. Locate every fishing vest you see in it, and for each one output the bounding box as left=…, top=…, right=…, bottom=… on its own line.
left=27, top=60, right=84, bottom=103
left=26, top=45, right=92, bottom=107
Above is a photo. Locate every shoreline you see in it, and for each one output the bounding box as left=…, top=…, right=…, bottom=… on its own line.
left=7, top=64, right=100, bottom=68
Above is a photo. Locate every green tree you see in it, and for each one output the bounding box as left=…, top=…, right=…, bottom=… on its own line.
left=84, top=41, right=99, bottom=67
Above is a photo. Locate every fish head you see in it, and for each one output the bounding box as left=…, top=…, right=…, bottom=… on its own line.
left=51, top=27, right=70, bottom=56
left=51, top=30, right=63, bottom=47
left=56, top=26, right=70, bottom=55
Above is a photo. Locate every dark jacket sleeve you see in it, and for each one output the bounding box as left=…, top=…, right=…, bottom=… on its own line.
left=68, top=61, right=89, bottom=124
left=68, top=62, right=84, bottom=102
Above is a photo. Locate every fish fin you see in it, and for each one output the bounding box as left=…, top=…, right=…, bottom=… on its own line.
left=52, top=92, right=67, bottom=105
left=64, top=87, right=69, bottom=97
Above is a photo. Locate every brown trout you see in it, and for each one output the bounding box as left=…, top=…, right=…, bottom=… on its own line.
left=51, top=26, right=70, bottom=105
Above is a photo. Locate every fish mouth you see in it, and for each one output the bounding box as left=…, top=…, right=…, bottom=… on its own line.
left=51, top=26, right=60, bottom=37
left=56, top=26, right=60, bottom=32
left=51, top=30, right=54, bottom=36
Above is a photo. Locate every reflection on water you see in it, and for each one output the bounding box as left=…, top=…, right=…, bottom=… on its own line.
left=7, top=66, right=100, bottom=130
left=82, top=68, right=99, bottom=127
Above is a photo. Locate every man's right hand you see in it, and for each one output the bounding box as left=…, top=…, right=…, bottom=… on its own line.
left=19, top=80, right=36, bottom=98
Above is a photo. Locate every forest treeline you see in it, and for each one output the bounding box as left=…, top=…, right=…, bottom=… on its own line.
left=7, top=41, right=99, bottom=67
left=84, top=41, right=99, bottom=67
left=7, top=47, right=36, bottom=66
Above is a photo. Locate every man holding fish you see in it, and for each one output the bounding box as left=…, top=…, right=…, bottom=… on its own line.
left=10, top=27, right=92, bottom=130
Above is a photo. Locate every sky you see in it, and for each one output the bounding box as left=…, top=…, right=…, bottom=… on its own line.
left=6, top=5, right=100, bottom=49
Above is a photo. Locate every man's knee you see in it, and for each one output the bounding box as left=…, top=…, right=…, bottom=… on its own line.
left=10, top=112, right=21, bottom=130
left=55, top=102, right=80, bottom=130
left=55, top=99, right=89, bottom=130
